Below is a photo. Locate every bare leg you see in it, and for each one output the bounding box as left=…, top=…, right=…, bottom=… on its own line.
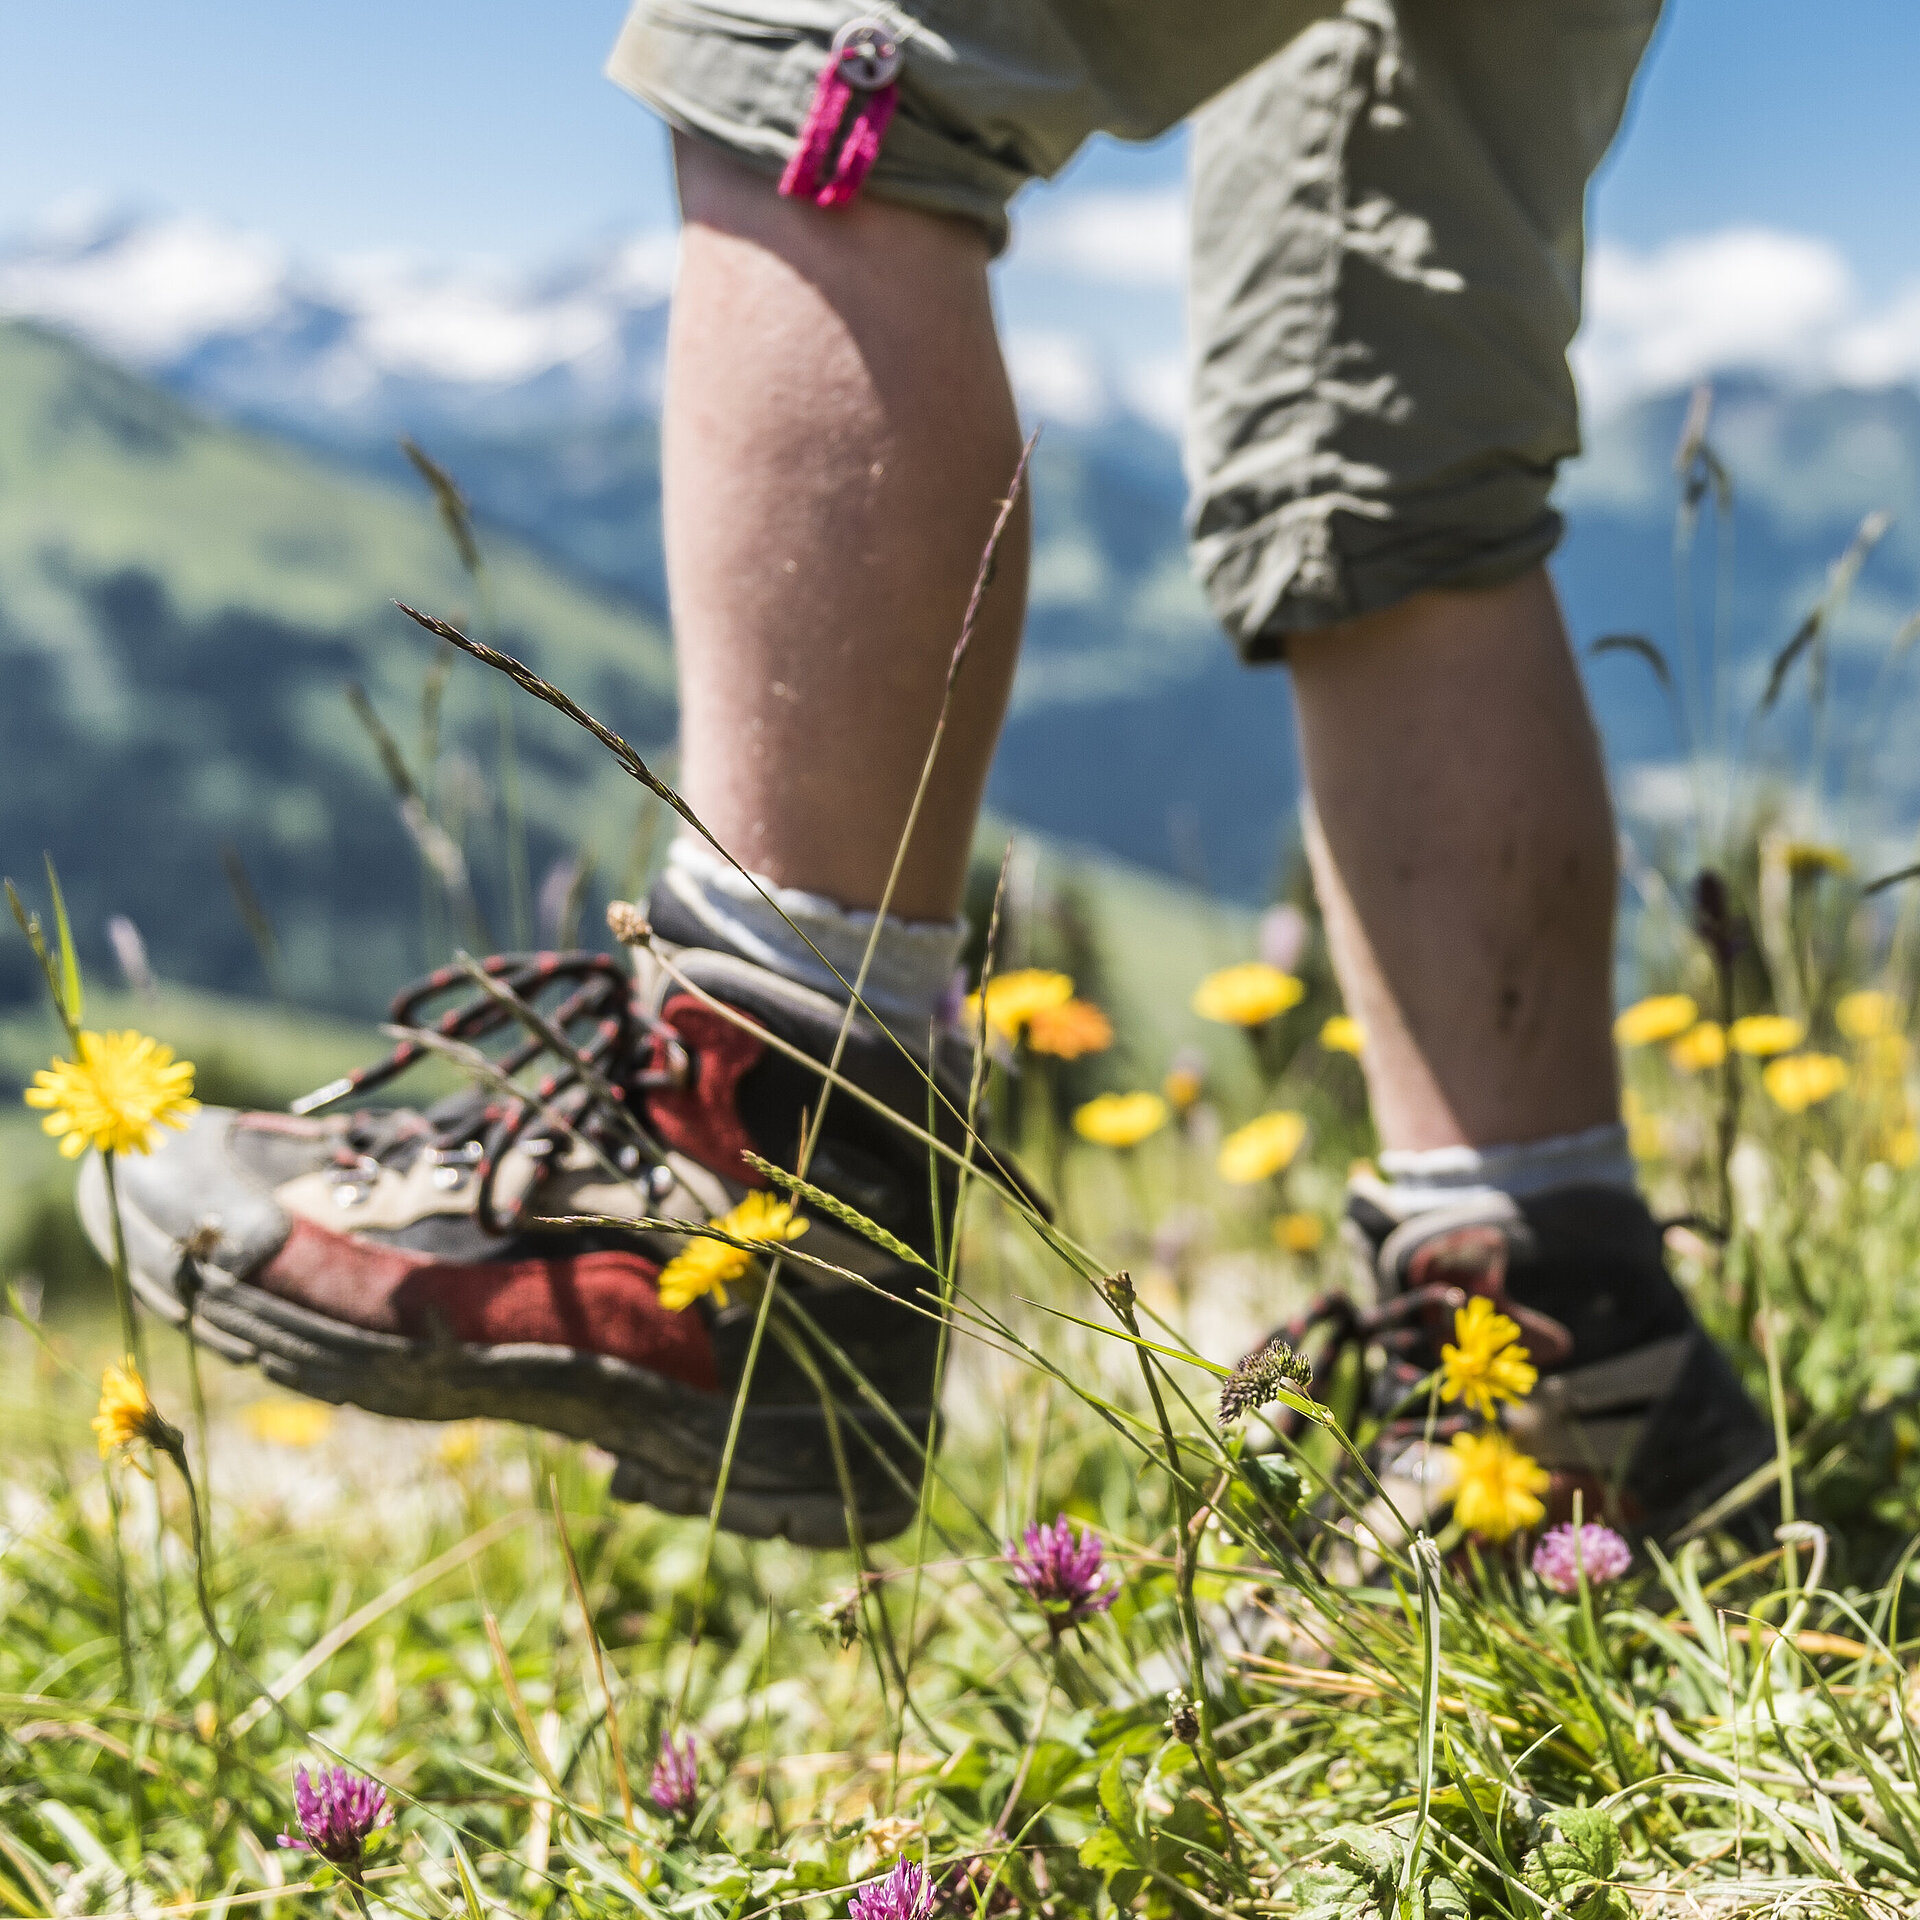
left=1290, top=567, right=1620, bottom=1152
left=663, top=137, right=1028, bottom=924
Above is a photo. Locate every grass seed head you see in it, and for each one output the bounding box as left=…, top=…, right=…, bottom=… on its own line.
left=1217, top=1336, right=1312, bottom=1424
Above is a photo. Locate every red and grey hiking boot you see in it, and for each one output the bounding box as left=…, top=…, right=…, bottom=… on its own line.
left=1268, top=1175, right=1778, bottom=1549
left=77, top=923, right=964, bottom=1546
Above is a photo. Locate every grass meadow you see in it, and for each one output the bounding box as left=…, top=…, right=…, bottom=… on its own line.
left=9, top=410, right=1920, bottom=1920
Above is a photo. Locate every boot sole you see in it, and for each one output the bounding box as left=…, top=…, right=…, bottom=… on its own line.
left=79, top=1159, right=925, bottom=1548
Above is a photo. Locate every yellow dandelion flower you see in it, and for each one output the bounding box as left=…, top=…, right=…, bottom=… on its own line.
left=93, top=1360, right=178, bottom=1462
left=437, top=1421, right=486, bottom=1467
left=1192, top=962, right=1304, bottom=1028
left=1762, top=1052, right=1849, bottom=1114
left=656, top=1191, right=809, bottom=1313
left=1728, top=1014, right=1805, bottom=1058
left=962, top=969, right=1074, bottom=1041
left=1447, top=1429, right=1549, bottom=1542
left=25, top=1030, right=199, bottom=1159
left=1836, top=990, right=1897, bottom=1041
left=1438, top=1296, right=1538, bottom=1419
left=1025, top=998, right=1114, bottom=1059
left=1886, top=1125, right=1920, bottom=1169
left=242, top=1399, right=334, bottom=1448
left=1274, top=1212, right=1326, bottom=1254
left=1863, top=1032, right=1913, bottom=1080
left=1319, top=1014, right=1366, bottom=1055
left=1784, top=841, right=1851, bottom=878
left=1218, top=1110, right=1307, bottom=1185
left=1073, top=1091, right=1169, bottom=1148
left=1668, top=1021, right=1727, bottom=1072
left=1162, top=1064, right=1205, bottom=1112
left=1612, top=994, right=1698, bottom=1047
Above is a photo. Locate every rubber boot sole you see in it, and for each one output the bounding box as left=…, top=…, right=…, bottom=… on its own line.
left=78, top=1158, right=925, bottom=1548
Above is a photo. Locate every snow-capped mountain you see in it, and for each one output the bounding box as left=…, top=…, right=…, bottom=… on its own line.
left=0, top=202, right=679, bottom=438
left=0, top=200, right=1189, bottom=444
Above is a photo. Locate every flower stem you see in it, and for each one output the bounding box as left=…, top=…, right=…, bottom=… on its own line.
left=1110, top=1286, right=1241, bottom=1876
left=99, top=1152, right=145, bottom=1372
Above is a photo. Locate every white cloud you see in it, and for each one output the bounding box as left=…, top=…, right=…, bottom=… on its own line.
left=1120, top=352, right=1186, bottom=436
left=1019, top=188, right=1186, bottom=287
left=1005, top=329, right=1110, bottom=426
left=1575, top=227, right=1920, bottom=414
left=0, top=206, right=682, bottom=416
left=0, top=212, right=287, bottom=362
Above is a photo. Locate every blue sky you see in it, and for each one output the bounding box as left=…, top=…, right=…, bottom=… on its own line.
left=5, top=3, right=1919, bottom=425
left=6, top=0, right=1918, bottom=273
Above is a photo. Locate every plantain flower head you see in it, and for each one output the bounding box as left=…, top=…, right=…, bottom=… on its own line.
left=25, top=1030, right=198, bottom=1159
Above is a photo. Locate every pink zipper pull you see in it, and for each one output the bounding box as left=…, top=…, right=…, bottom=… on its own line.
left=779, top=17, right=902, bottom=209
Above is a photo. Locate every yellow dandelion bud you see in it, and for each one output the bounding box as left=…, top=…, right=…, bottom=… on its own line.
left=242, top=1399, right=334, bottom=1448
left=1762, top=1052, right=1849, bottom=1115
left=25, top=1030, right=199, bottom=1159
left=1728, top=1014, right=1805, bottom=1058
left=1438, top=1296, right=1538, bottom=1419
left=1668, top=1021, right=1727, bottom=1073
left=1192, top=963, right=1304, bottom=1028
left=1447, top=1429, right=1549, bottom=1542
left=1319, top=1014, right=1365, bottom=1055
left=656, top=1191, right=808, bottom=1313
left=1025, top=998, right=1113, bottom=1059
left=962, top=969, right=1074, bottom=1042
left=1612, top=995, right=1698, bottom=1047
left=93, top=1360, right=179, bottom=1462
left=1218, top=1111, right=1307, bottom=1185
left=1274, top=1212, right=1326, bottom=1254
left=1836, top=990, right=1897, bottom=1041
left=1072, top=1091, right=1169, bottom=1149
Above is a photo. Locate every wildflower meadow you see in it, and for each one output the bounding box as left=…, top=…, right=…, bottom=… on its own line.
left=11, top=410, right=1920, bottom=1920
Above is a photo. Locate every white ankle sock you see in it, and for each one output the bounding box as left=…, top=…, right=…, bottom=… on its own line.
left=1377, top=1122, right=1637, bottom=1213
left=657, top=838, right=966, bottom=1029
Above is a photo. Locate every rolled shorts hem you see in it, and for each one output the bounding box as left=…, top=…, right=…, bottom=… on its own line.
left=605, top=10, right=1022, bottom=250
left=1199, top=501, right=1564, bottom=664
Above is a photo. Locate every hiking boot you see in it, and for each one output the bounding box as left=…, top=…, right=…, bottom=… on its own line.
left=77, top=930, right=965, bottom=1547
left=1268, top=1175, right=1778, bottom=1549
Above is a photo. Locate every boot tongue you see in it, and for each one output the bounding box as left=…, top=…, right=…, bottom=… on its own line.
left=1372, top=1196, right=1577, bottom=1371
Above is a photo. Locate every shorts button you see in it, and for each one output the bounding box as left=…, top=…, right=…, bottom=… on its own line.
left=832, top=17, right=902, bottom=89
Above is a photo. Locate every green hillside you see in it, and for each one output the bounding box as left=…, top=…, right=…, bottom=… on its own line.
left=0, top=320, right=677, bottom=1011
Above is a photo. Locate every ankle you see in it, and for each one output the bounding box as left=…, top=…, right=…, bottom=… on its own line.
left=646, top=837, right=965, bottom=1030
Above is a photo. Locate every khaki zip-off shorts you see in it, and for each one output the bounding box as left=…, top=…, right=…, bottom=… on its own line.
left=609, top=0, right=1662, bottom=659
